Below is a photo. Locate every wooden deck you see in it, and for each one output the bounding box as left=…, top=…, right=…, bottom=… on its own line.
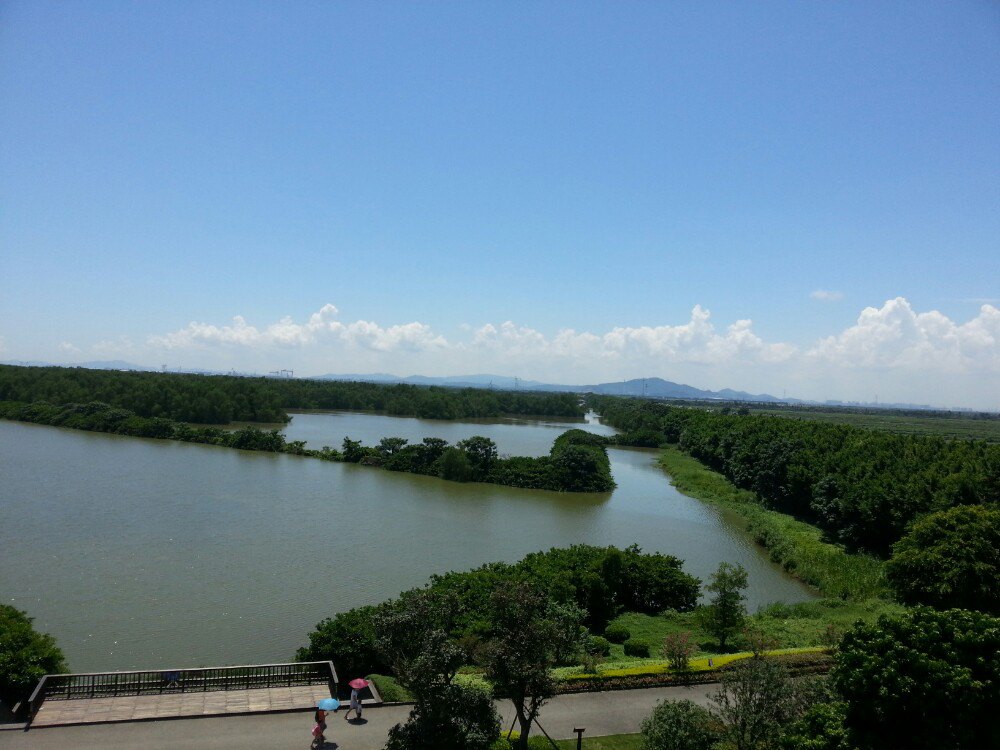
left=30, top=683, right=332, bottom=726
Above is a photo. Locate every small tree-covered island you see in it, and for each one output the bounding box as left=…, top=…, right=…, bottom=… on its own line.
left=2, top=365, right=999, bottom=749
left=0, top=365, right=614, bottom=493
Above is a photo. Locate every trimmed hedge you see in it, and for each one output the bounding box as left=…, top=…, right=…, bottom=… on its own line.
left=604, top=626, right=631, bottom=644
left=559, top=649, right=833, bottom=694
left=622, top=639, right=650, bottom=657
left=586, top=636, right=611, bottom=656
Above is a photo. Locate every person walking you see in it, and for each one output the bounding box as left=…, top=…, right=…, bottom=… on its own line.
left=344, top=688, right=361, bottom=721
left=313, top=706, right=328, bottom=746
left=344, top=678, right=368, bottom=721
left=312, top=698, right=338, bottom=747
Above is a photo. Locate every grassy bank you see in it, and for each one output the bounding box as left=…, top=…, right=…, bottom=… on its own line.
left=657, top=446, right=886, bottom=600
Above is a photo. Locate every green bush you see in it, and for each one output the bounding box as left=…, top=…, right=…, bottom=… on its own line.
left=886, top=505, right=1000, bottom=614
left=586, top=635, right=611, bottom=656
left=0, top=605, right=67, bottom=706
left=623, top=639, right=650, bottom=657
left=605, top=625, right=631, bottom=643
left=366, top=673, right=413, bottom=702
left=641, top=698, right=719, bottom=750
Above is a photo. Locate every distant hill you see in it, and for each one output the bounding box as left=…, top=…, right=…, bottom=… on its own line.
left=312, top=372, right=786, bottom=403
left=577, top=377, right=788, bottom=402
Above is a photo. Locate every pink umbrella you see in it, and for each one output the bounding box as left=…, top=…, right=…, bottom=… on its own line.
left=349, top=678, right=369, bottom=690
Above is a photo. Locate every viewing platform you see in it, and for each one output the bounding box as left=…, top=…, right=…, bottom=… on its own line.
left=24, top=661, right=341, bottom=727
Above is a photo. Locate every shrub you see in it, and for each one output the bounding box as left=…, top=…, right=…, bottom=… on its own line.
left=641, top=698, right=719, bottom=750
left=604, top=625, right=631, bottom=643
left=435, top=447, right=475, bottom=482
left=834, top=607, right=1000, bottom=750
left=623, top=639, right=650, bottom=657
left=295, top=605, right=386, bottom=679
left=661, top=631, right=695, bottom=671
left=586, top=635, right=611, bottom=656
left=0, top=605, right=67, bottom=706
left=886, top=504, right=1000, bottom=614
left=366, top=673, right=413, bottom=703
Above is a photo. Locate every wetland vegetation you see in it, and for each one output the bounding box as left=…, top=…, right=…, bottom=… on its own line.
left=3, top=367, right=998, bottom=749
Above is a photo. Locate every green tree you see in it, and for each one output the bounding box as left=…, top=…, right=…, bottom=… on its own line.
left=641, top=699, right=719, bottom=750
left=703, top=562, right=748, bottom=649
left=384, top=682, right=499, bottom=750
left=377, top=437, right=409, bottom=457
left=833, top=607, right=1000, bottom=750
left=689, top=652, right=837, bottom=750
left=709, top=657, right=807, bottom=750
left=373, top=590, right=464, bottom=691
left=456, top=436, right=498, bottom=478
left=886, top=504, right=1000, bottom=614
left=779, top=701, right=852, bottom=750
left=435, top=447, right=474, bottom=482
left=485, top=585, right=584, bottom=750
left=341, top=436, right=367, bottom=463
left=294, top=606, right=385, bottom=679
left=0, top=605, right=67, bottom=707
left=375, top=591, right=500, bottom=750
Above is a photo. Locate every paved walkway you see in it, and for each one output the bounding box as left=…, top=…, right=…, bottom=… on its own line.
left=0, top=684, right=716, bottom=749
left=30, top=685, right=332, bottom=726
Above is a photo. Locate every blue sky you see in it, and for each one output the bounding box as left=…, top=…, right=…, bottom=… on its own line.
left=2, top=1, right=998, bottom=408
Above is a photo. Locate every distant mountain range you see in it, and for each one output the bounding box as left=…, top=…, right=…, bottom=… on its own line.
left=315, top=373, right=791, bottom=403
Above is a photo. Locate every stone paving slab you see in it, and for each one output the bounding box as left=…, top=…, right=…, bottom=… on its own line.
left=30, top=685, right=332, bottom=727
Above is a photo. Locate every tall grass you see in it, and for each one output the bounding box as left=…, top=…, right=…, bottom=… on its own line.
left=658, top=446, right=886, bottom=600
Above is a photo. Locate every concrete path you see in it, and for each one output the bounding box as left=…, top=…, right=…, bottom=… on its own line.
left=31, top=685, right=332, bottom=726
left=0, top=684, right=716, bottom=749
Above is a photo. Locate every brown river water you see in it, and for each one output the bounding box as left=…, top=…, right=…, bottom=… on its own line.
left=0, top=412, right=814, bottom=672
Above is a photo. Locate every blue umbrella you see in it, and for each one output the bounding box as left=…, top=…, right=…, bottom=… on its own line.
left=318, top=698, right=340, bottom=711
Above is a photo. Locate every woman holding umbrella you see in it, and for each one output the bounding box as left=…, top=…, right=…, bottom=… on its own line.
left=343, top=678, right=368, bottom=721
left=313, top=697, right=339, bottom=747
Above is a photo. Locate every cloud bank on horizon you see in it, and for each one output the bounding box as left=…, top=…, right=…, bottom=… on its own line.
left=49, top=297, right=995, bottom=410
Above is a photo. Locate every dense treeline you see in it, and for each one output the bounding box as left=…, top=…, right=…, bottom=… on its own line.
left=296, top=544, right=699, bottom=678
left=0, top=365, right=584, bottom=424
left=0, top=400, right=299, bottom=451
left=0, top=400, right=612, bottom=492
left=591, top=396, right=1000, bottom=556
left=343, top=428, right=615, bottom=492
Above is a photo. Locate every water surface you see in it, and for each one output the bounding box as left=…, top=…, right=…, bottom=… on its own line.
left=0, top=413, right=814, bottom=672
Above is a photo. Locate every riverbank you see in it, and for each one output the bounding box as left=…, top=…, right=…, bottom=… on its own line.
left=653, top=445, right=903, bottom=650
left=657, top=446, right=886, bottom=601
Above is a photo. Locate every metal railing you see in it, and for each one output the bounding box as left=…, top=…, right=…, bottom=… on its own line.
left=26, top=660, right=337, bottom=722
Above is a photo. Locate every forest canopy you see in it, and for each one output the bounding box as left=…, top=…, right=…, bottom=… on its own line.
left=591, top=395, right=1000, bottom=556
left=0, top=365, right=584, bottom=423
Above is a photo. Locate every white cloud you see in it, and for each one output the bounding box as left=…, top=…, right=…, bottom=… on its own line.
left=810, top=289, right=844, bottom=302
left=808, top=298, right=1000, bottom=372
left=134, top=299, right=999, bottom=408
left=58, top=342, right=81, bottom=354
left=464, top=307, right=795, bottom=367
left=342, top=321, right=447, bottom=352
left=147, top=304, right=446, bottom=354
